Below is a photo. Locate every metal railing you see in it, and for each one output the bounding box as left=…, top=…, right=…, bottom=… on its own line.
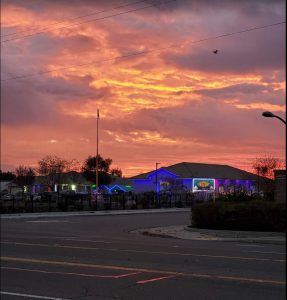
left=0, top=192, right=195, bottom=214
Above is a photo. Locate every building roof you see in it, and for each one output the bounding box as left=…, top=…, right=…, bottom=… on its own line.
left=34, top=171, right=92, bottom=185
left=110, top=176, right=133, bottom=186
left=130, top=162, right=264, bottom=181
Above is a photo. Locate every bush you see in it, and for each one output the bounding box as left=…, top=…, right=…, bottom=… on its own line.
left=191, top=201, right=286, bottom=232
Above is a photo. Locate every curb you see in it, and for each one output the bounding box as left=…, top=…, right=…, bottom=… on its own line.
left=141, top=231, right=178, bottom=239
left=133, top=226, right=286, bottom=245
left=184, top=226, right=286, bottom=237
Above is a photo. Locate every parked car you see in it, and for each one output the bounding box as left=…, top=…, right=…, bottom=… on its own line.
left=1, top=193, right=13, bottom=201
left=39, top=192, right=58, bottom=202
left=1, top=192, right=26, bottom=201
left=31, top=193, right=42, bottom=201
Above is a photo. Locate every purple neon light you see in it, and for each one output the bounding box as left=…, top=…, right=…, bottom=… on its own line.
left=147, top=168, right=178, bottom=179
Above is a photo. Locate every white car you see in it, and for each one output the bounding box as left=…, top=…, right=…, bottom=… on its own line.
left=1, top=194, right=13, bottom=201
left=32, top=194, right=42, bottom=201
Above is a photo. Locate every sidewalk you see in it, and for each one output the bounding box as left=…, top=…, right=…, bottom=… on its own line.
left=134, top=225, right=286, bottom=245
left=0, top=207, right=190, bottom=219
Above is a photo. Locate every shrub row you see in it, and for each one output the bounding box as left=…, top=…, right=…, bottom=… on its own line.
left=191, top=201, right=286, bottom=232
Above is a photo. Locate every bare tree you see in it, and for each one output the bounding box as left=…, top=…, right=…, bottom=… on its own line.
left=65, top=158, right=81, bottom=173
left=252, top=155, right=285, bottom=197
left=110, top=167, right=122, bottom=178
left=252, top=155, right=285, bottom=180
left=15, top=165, right=35, bottom=196
left=37, top=155, right=69, bottom=190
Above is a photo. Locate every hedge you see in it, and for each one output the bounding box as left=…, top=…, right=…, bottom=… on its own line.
left=191, top=201, right=286, bottom=232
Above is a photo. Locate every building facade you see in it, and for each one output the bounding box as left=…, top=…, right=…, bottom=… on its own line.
left=130, top=162, right=266, bottom=195
left=274, top=169, right=286, bottom=203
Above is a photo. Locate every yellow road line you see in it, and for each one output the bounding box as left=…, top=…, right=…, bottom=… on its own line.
left=1, top=256, right=285, bottom=286
left=1, top=256, right=182, bottom=275
left=1, top=241, right=285, bottom=262
left=137, top=275, right=176, bottom=284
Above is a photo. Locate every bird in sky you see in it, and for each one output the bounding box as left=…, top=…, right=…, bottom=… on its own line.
left=213, top=50, right=218, bottom=54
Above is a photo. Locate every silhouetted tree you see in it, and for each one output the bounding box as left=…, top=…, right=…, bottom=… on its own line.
left=15, top=165, right=35, bottom=195
left=65, top=159, right=81, bottom=172
left=37, top=155, right=69, bottom=190
left=82, top=155, right=113, bottom=186
left=110, top=167, right=122, bottom=178
left=252, top=156, right=284, bottom=180
left=0, top=170, right=16, bottom=181
left=252, top=155, right=285, bottom=197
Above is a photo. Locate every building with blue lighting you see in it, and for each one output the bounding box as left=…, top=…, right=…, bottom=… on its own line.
left=130, top=162, right=269, bottom=195
left=24, top=163, right=271, bottom=196
left=101, top=176, right=133, bottom=194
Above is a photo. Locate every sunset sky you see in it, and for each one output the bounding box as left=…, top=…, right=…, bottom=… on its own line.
left=1, top=0, right=286, bottom=177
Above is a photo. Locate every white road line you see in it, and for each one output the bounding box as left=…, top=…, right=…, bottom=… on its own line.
left=245, top=251, right=286, bottom=255
left=62, top=238, right=112, bottom=244
left=26, top=220, right=70, bottom=223
left=236, top=244, right=265, bottom=247
left=0, top=291, right=69, bottom=299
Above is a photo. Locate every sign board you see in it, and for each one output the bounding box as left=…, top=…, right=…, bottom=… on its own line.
left=193, top=178, right=215, bottom=192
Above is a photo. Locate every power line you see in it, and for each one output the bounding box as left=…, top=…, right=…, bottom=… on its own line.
left=1, top=0, right=175, bottom=43
left=0, top=0, right=149, bottom=38
left=1, top=21, right=285, bottom=82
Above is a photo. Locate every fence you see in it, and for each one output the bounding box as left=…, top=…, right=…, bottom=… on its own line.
left=0, top=192, right=195, bottom=214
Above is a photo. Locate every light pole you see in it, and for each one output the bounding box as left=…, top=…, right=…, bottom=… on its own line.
left=262, top=111, right=286, bottom=125
left=155, top=162, right=160, bottom=205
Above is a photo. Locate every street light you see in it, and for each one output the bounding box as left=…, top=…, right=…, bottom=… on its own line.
left=155, top=162, right=160, bottom=204
left=262, top=111, right=286, bottom=125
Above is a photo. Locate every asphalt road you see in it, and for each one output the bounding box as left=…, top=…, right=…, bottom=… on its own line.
left=1, top=211, right=286, bottom=300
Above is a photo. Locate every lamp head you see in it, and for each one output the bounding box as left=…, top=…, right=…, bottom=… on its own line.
left=262, top=111, right=275, bottom=118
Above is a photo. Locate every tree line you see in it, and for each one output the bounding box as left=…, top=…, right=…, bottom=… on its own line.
left=0, top=154, right=122, bottom=194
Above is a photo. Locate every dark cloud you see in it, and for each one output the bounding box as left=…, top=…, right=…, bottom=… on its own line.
left=196, top=83, right=270, bottom=96
left=193, top=83, right=284, bottom=105
left=1, top=76, right=111, bottom=126
left=162, top=25, right=285, bottom=74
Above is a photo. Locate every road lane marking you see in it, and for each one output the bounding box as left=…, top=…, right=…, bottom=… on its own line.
left=62, top=238, right=112, bottom=244
left=1, top=257, right=285, bottom=286
left=1, top=256, right=182, bottom=275
left=245, top=251, right=286, bottom=255
left=137, top=275, right=176, bottom=284
left=1, top=266, right=140, bottom=278
left=2, top=234, right=183, bottom=248
left=1, top=241, right=284, bottom=262
left=236, top=244, right=265, bottom=247
left=26, top=220, right=70, bottom=223
left=0, top=291, right=68, bottom=299
left=114, top=272, right=141, bottom=278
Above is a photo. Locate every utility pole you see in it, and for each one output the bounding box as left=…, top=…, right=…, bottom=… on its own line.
left=96, top=109, right=99, bottom=193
